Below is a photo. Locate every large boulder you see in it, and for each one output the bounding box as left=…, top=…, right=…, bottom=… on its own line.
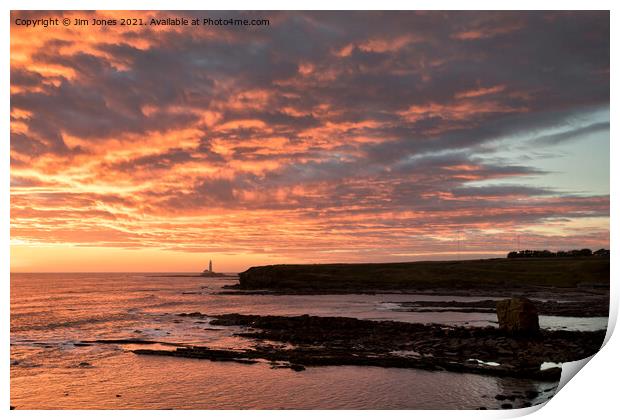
left=496, top=297, right=540, bottom=334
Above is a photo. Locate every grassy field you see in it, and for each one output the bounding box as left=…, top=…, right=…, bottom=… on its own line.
left=238, top=257, right=610, bottom=290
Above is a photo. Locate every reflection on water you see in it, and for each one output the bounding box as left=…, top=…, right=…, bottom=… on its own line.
left=10, top=351, right=558, bottom=409
left=10, top=273, right=596, bottom=409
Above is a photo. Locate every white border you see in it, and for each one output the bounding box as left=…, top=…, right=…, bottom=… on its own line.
left=3, top=2, right=617, bottom=419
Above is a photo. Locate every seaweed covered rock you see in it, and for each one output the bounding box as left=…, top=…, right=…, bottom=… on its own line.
left=496, top=297, right=540, bottom=334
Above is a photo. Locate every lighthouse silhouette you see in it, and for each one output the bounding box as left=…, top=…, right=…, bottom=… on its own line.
left=208, top=260, right=212, bottom=272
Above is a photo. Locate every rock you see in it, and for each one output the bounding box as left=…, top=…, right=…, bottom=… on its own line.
left=130, top=312, right=604, bottom=381
left=525, top=390, right=539, bottom=399
left=10, top=406, right=15, bottom=410
left=538, top=367, right=562, bottom=380
left=116, top=394, right=121, bottom=398
left=497, top=348, right=513, bottom=356
left=290, top=364, right=306, bottom=372
left=495, top=394, right=507, bottom=401
left=78, top=361, right=91, bottom=367
left=496, top=298, right=540, bottom=334
left=501, top=403, right=513, bottom=409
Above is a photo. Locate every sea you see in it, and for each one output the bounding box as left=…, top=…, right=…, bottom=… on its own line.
left=10, top=273, right=608, bottom=409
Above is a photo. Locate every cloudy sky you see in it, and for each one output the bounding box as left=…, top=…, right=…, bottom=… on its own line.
left=10, top=11, right=609, bottom=272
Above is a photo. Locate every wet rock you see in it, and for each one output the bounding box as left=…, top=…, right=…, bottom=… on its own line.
left=178, top=312, right=208, bottom=318
left=495, top=394, right=508, bottom=401
left=78, top=361, right=92, bottom=367
left=131, top=312, right=602, bottom=380
left=525, top=390, right=539, bottom=399
left=10, top=406, right=15, bottom=410
left=393, top=297, right=609, bottom=317
left=132, top=348, right=258, bottom=365
left=477, top=407, right=487, bottom=410
left=523, top=402, right=532, bottom=407
left=538, top=367, right=562, bottom=380
left=496, top=298, right=540, bottom=334
left=116, top=394, right=121, bottom=398
left=501, top=403, right=513, bottom=409
left=497, top=348, right=513, bottom=356
left=85, top=338, right=169, bottom=345
left=235, top=359, right=259, bottom=365
left=290, top=364, right=306, bottom=372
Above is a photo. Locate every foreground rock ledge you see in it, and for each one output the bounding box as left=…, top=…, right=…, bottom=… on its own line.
left=129, top=313, right=605, bottom=380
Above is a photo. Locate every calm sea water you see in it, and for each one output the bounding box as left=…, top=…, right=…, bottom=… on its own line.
left=11, top=273, right=604, bottom=409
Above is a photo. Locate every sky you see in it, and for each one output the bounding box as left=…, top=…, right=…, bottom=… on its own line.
left=10, top=11, right=609, bottom=272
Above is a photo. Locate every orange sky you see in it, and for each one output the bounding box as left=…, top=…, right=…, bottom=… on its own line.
left=10, top=11, right=610, bottom=272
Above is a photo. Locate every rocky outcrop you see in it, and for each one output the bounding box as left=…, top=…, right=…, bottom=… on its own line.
left=238, top=257, right=609, bottom=291
left=392, top=297, right=609, bottom=317
left=496, top=298, right=540, bottom=334
left=131, top=312, right=604, bottom=380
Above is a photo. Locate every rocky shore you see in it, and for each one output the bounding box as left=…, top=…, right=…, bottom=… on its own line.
left=387, top=297, right=608, bottom=317
left=129, top=312, right=604, bottom=381
left=127, top=258, right=608, bottom=409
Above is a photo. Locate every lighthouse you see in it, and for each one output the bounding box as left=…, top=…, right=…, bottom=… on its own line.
left=201, top=260, right=218, bottom=277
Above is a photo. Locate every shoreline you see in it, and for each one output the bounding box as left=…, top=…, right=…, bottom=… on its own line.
left=12, top=271, right=608, bottom=410
left=218, top=285, right=609, bottom=317
left=127, top=312, right=605, bottom=382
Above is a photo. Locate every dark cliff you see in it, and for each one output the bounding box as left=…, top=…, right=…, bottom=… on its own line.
left=238, top=257, right=609, bottom=291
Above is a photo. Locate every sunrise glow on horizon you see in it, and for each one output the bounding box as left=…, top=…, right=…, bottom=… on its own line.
left=10, top=11, right=610, bottom=273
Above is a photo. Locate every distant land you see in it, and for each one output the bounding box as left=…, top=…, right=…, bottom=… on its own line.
left=200, top=270, right=227, bottom=278
left=238, top=253, right=609, bottom=292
